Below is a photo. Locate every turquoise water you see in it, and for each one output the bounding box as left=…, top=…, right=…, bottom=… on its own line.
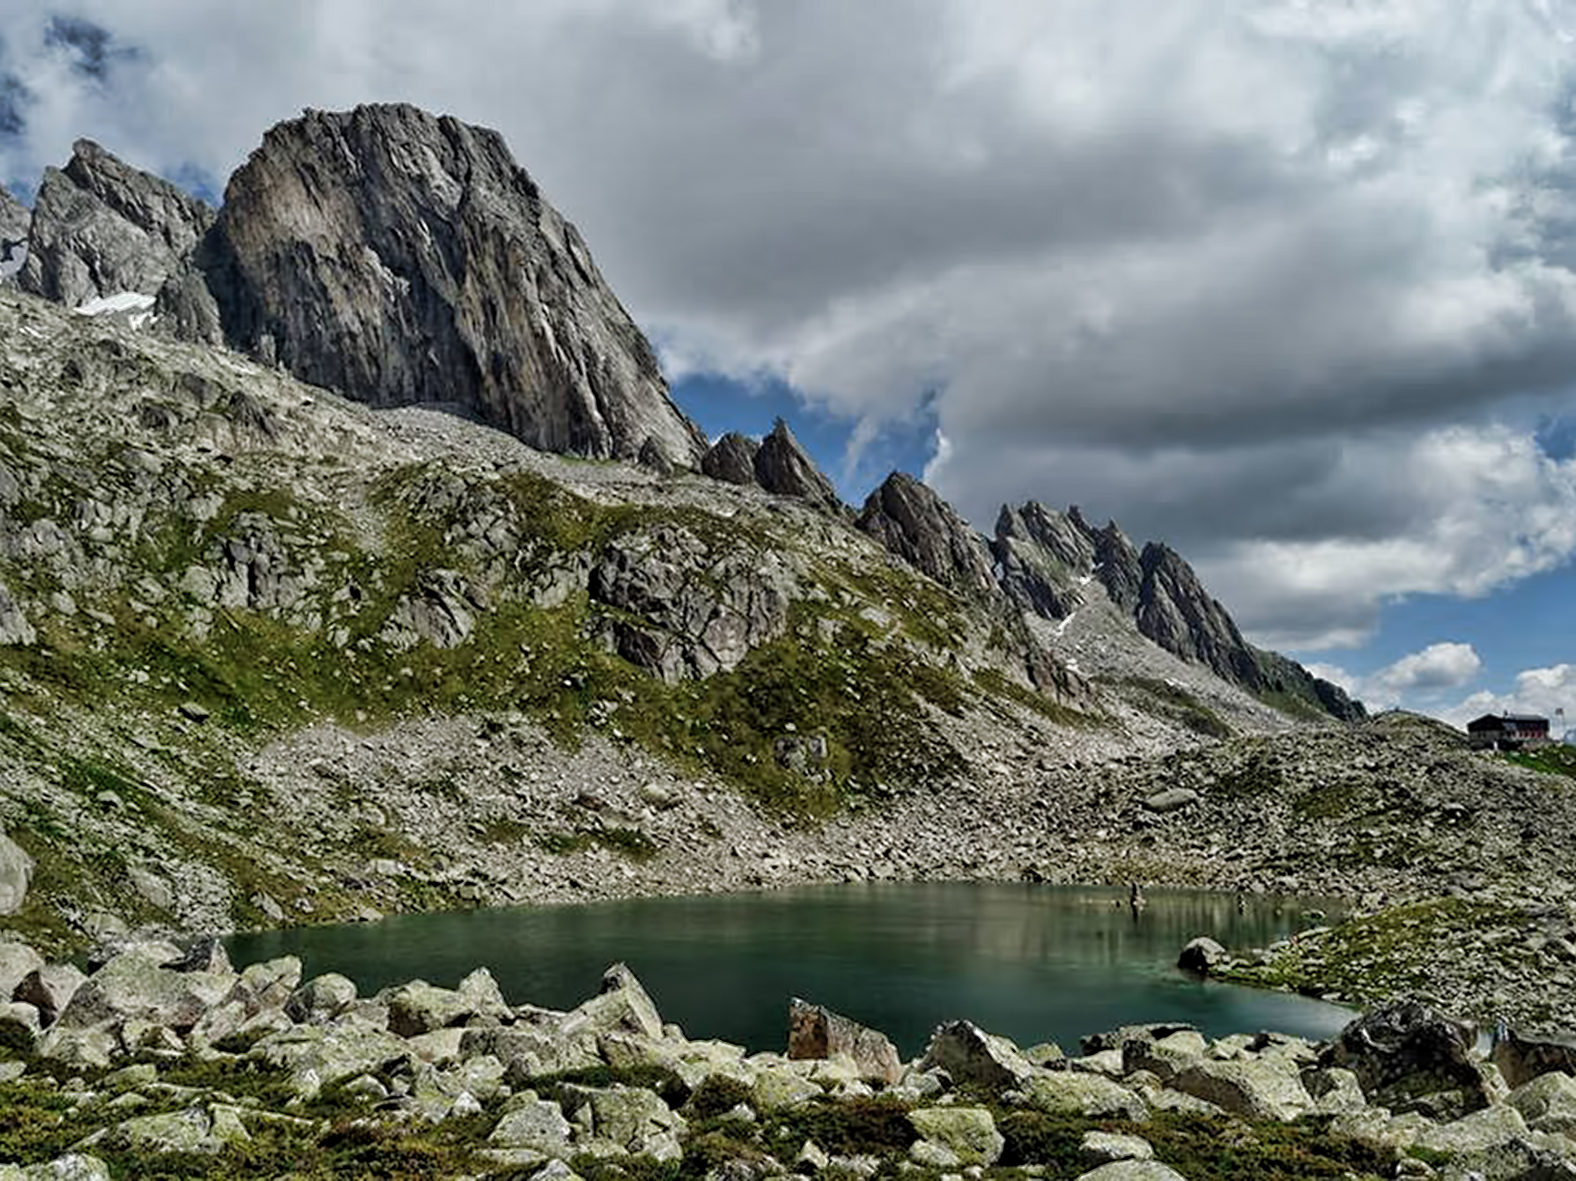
left=227, top=881, right=1353, bottom=1056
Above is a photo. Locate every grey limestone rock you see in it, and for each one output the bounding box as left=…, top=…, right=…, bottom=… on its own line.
left=204, top=104, right=707, bottom=468
left=1167, top=1055, right=1315, bottom=1121
left=856, top=471, right=995, bottom=596
left=0, top=941, right=46, bottom=997
left=702, top=432, right=761, bottom=486
left=590, top=526, right=790, bottom=682
left=19, top=139, right=213, bottom=308
left=1176, top=937, right=1227, bottom=976
left=0, top=831, right=34, bottom=914
left=920, top=1019, right=1034, bottom=1090
left=907, top=1106, right=1003, bottom=1166
left=753, top=419, right=841, bottom=511
left=0, top=579, right=36, bottom=646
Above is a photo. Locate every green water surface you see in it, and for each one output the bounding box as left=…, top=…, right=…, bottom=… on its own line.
left=228, top=881, right=1352, bottom=1056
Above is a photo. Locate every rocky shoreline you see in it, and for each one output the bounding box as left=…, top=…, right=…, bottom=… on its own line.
left=3, top=939, right=1576, bottom=1179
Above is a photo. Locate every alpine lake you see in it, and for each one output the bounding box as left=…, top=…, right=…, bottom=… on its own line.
left=227, top=882, right=1355, bottom=1057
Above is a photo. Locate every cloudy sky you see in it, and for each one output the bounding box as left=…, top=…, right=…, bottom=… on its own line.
left=1, top=0, right=1573, bottom=728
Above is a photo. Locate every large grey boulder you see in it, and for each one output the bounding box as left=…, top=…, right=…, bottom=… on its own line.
left=0, top=940, right=44, bottom=995
left=908, top=1106, right=1003, bottom=1167
left=285, top=973, right=359, bottom=1024
left=1074, top=1164, right=1189, bottom=1181
left=753, top=419, right=841, bottom=511
left=488, top=1091, right=575, bottom=1160
left=204, top=103, right=707, bottom=468
left=0, top=1154, right=113, bottom=1180
left=787, top=997, right=902, bottom=1085
left=1168, top=1056, right=1314, bottom=1121
left=55, top=944, right=235, bottom=1033
left=920, top=1020, right=1034, bottom=1091
left=1019, top=1071, right=1150, bottom=1121
left=561, top=963, right=664, bottom=1042
left=856, top=472, right=996, bottom=596
left=1507, top=1071, right=1576, bottom=1136
left=384, top=967, right=508, bottom=1037
left=12, top=964, right=85, bottom=1029
left=251, top=1022, right=413, bottom=1097
left=19, top=139, right=213, bottom=308
left=1176, top=937, right=1227, bottom=975
left=1325, top=998, right=1493, bottom=1118
left=556, top=1082, right=687, bottom=1161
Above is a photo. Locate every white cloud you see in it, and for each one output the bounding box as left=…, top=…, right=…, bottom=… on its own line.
left=3, top=2, right=1576, bottom=649
left=1304, top=642, right=1483, bottom=711
left=1441, top=663, right=1576, bottom=732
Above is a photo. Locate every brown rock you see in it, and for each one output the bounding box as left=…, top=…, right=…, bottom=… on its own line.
left=787, top=998, right=902, bottom=1085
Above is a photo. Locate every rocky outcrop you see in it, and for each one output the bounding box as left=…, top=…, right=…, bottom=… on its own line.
left=203, top=104, right=707, bottom=468
left=0, top=831, right=32, bottom=915
left=1082, top=518, right=1140, bottom=614
left=857, top=472, right=995, bottom=596
left=700, top=432, right=760, bottom=486
left=589, top=525, right=792, bottom=683
left=994, top=502, right=1095, bottom=619
left=0, top=184, right=26, bottom=278
left=752, top=419, right=841, bottom=511
left=18, top=139, right=213, bottom=308
left=1133, top=543, right=1255, bottom=684
left=1324, top=999, right=1493, bottom=1119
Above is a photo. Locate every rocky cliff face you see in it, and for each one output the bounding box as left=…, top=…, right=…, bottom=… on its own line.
left=199, top=104, right=707, bottom=469
left=0, top=185, right=26, bottom=270
left=994, top=503, right=1094, bottom=619
left=1133, top=542, right=1254, bottom=683
left=18, top=139, right=212, bottom=308
left=700, top=432, right=760, bottom=486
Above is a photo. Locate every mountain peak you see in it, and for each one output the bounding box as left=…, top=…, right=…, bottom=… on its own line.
left=857, top=471, right=996, bottom=595
left=753, top=419, right=842, bottom=510
left=204, top=103, right=707, bottom=468
left=18, top=139, right=212, bottom=308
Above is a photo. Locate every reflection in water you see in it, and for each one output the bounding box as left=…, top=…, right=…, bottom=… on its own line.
left=227, top=882, right=1353, bottom=1056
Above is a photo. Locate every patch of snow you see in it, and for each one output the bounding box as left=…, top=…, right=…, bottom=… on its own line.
left=1077, top=573, right=1093, bottom=586
left=1054, top=610, right=1078, bottom=638
left=74, top=291, right=156, bottom=317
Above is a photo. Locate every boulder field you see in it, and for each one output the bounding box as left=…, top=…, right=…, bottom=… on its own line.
left=3, top=936, right=1576, bottom=1179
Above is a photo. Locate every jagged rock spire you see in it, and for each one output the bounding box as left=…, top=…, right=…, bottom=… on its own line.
left=18, top=139, right=213, bottom=307
left=753, top=419, right=842, bottom=511
left=857, top=472, right=995, bottom=595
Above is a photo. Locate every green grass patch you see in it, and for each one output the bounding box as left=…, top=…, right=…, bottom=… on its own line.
left=972, top=667, right=1102, bottom=728
left=1123, top=677, right=1233, bottom=739
left=539, top=826, right=660, bottom=861
left=1217, top=896, right=1519, bottom=1009
left=1504, top=745, right=1576, bottom=781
